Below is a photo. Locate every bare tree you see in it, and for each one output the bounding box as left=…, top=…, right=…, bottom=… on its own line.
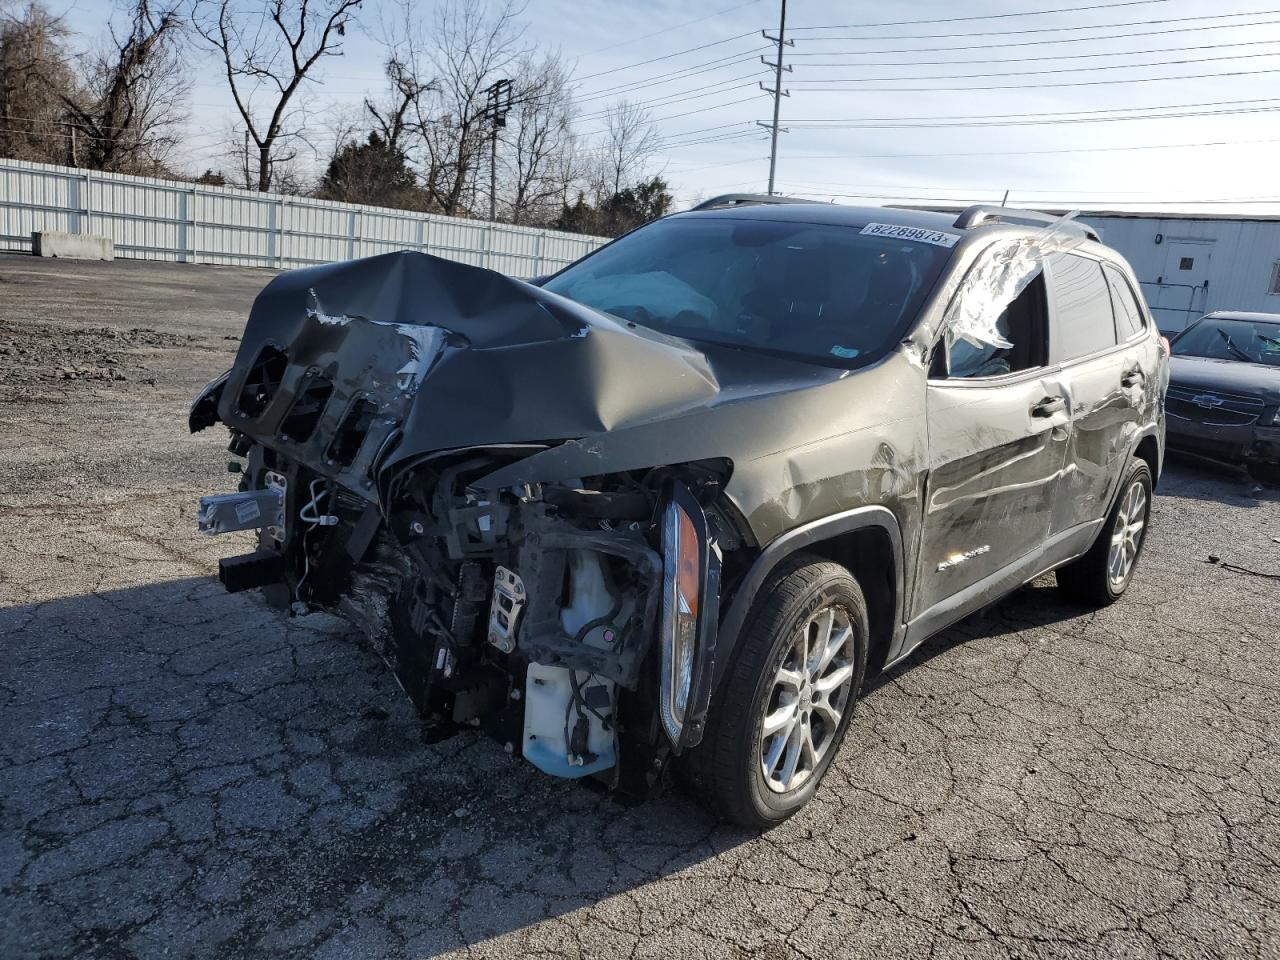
left=501, top=52, right=576, bottom=224
left=0, top=1, right=77, bottom=164
left=61, top=0, right=186, bottom=173
left=365, top=56, right=431, bottom=156
left=601, top=98, right=659, bottom=197
left=191, top=0, right=362, bottom=191
left=396, top=0, right=528, bottom=216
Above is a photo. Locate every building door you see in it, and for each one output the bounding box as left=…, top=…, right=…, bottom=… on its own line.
left=1149, top=239, right=1213, bottom=332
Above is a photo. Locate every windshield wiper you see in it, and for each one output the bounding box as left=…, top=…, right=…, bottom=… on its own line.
left=1217, top=329, right=1254, bottom=362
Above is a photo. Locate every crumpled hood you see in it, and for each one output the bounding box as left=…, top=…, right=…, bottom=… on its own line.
left=1169, top=356, right=1280, bottom=401
left=214, top=251, right=843, bottom=497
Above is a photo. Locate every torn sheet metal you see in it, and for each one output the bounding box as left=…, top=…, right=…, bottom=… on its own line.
left=943, top=212, right=1088, bottom=350
left=201, top=250, right=849, bottom=510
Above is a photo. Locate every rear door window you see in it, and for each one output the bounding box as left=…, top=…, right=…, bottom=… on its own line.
left=1103, top=265, right=1146, bottom=341
left=1048, top=254, right=1118, bottom=362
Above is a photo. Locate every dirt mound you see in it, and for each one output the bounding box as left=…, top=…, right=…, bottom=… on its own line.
left=0, top=321, right=197, bottom=388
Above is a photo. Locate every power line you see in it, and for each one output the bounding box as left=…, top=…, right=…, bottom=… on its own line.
left=779, top=134, right=1280, bottom=161
left=786, top=14, right=1280, bottom=55
left=793, top=65, right=1280, bottom=94
left=780, top=187, right=1280, bottom=206
left=789, top=0, right=1174, bottom=31
left=780, top=177, right=1280, bottom=198
left=573, top=48, right=767, bottom=103
left=578, top=1, right=762, bottom=57
left=790, top=37, right=1280, bottom=68
left=791, top=103, right=1280, bottom=127
left=787, top=48, right=1280, bottom=83
left=577, top=94, right=766, bottom=137
left=781, top=95, right=1280, bottom=125
left=575, top=75, right=760, bottom=122
left=573, top=32, right=759, bottom=83
left=789, top=7, right=1280, bottom=43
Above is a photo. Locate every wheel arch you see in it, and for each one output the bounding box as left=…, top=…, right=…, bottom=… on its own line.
left=1133, top=431, right=1161, bottom=489
left=714, top=506, right=905, bottom=690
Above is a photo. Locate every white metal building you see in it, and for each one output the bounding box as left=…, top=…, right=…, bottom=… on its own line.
left=1076, top=211, right=1280, bottom=332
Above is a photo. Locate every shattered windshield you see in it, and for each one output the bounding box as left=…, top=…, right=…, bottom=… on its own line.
left=543, top=215, right=953, bottom=366
left=1172, top=316, right=1280, bottom=367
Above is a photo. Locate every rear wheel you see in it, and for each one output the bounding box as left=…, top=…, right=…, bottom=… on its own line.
left=1246, top=460, right=1280, bottom=486
left=687, top=554, right=868, bottom=828
left=1057, top=458, right=1153, bottom=605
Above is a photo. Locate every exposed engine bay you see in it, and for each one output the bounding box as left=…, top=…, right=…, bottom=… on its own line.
left=190, top=251, right=768, bottom=792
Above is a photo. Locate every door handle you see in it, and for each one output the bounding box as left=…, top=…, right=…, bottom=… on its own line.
left=1121, top=369, right=1144, bottom=388
left=1031, top=396, right=1066, bottom=418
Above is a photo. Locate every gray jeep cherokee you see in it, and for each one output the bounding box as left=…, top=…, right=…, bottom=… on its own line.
left=191, top=197, right=1168, bottom=827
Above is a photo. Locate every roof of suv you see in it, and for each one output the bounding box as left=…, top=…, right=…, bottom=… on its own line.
left=676, top=200, right=960, bottom=232
left=1203, top=311, right=1280, bottom=323
left=673, top=196, right=1101, bottom=242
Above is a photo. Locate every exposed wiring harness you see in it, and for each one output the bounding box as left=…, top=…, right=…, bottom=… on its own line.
left=294, top=479, right=335, bottom=601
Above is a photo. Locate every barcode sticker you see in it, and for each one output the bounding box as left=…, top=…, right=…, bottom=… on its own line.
left=860, top=223, right=960, bottom=247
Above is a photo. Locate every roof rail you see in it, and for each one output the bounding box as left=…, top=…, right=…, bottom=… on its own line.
left=690, top=193, right=822, bottom=211
left=953, top=204, right=1100, bottom=241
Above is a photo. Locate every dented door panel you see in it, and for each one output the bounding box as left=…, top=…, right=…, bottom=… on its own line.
left=916, top=371, right=1070, bottom=617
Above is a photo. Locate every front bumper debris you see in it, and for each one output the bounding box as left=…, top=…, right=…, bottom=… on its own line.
left=189, top=250, right=743, bottom=793
left=197, top=486, right=284, bottom=536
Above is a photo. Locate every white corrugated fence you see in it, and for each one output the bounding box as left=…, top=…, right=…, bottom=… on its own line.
left=0, top=158, right=605, bottom=276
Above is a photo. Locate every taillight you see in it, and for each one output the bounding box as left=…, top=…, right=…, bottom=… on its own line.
left=1159, top=336, right=1171, bottom=356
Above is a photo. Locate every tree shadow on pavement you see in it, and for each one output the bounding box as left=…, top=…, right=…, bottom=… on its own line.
left=0, top=577, right=755, bottom=960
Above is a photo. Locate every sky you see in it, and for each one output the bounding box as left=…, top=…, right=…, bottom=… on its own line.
left=58, top=0, right=1280, bottom=215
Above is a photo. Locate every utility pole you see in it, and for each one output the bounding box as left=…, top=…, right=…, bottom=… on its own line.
left=757, top=0, right=792, bottom=195
left=481, top=78, right=513, bottom=221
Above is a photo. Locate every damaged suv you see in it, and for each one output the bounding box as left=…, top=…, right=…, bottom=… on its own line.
left=192, top=197, right=1167, bottom=827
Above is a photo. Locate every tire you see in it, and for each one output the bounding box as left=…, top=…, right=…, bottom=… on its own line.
left=1056, top=458, right=1153, bottom=606
left=1246, top=461, right=1280, bottom=487
left=686, top=553, right=869, bottom=829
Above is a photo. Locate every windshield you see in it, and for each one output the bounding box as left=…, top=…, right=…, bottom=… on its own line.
left=543, top=215, right=953, bottom=366
left=1171, top=315, right=1280, bottom=367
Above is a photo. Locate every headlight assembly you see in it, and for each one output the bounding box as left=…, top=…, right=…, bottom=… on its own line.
left=658, top=482, right=720, bottom=748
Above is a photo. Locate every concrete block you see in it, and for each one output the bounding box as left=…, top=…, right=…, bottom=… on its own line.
left=32, top=231, right=114, bottom=261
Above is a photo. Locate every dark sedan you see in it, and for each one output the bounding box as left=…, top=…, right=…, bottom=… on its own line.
left=1166, top=311, right=1280, bottom=480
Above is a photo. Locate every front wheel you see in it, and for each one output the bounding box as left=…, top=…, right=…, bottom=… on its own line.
left=686, top=554, right=868, bottom=828
left=1057, top=458, right=1153, bottom=605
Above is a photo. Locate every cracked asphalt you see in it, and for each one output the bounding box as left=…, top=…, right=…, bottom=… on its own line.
left=1, top=254, right=1278, bottom=960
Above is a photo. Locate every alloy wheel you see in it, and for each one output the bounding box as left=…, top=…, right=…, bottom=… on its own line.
left=1108, top=479, right=1148, bottom=590
left=759, top=605, right=856, bottom=794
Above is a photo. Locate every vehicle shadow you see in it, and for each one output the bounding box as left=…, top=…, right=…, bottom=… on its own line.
left=1, top=577, right=757, bottom=959
left=1157, top=453, right=1280, bottom=508
left=863, top=577, right=1082, bottom=696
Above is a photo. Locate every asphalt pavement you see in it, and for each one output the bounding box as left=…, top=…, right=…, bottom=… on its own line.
left=1, top=254, right=1278, bottom=959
